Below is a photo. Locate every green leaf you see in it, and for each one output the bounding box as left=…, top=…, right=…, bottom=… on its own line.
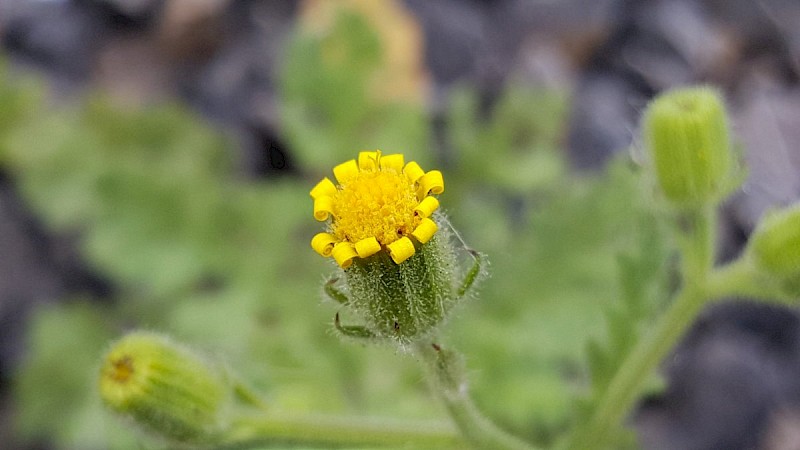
left=280, top=9, right=429, bottom=173
left=568, top=196, right=672, bottom=448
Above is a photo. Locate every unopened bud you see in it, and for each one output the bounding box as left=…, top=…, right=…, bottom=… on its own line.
left=749, top=204, right=800, bottom=295
left=99, top=332, right=226, bottom=444
left=643, top=86, right=732, bottom=207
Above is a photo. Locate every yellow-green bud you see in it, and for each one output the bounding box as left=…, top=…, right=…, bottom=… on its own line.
left=643, top=86, right=732, bottom=206
left=749, top=204, right=800, bottom=294
left=99, top=332, right=227, bottom=444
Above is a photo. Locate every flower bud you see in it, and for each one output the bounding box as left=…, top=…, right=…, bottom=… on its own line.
left=749, top=204, right=800, bottom=295
left=99, top=332, right=226, bottom=444
left=643, top=86, right=732, bottom=207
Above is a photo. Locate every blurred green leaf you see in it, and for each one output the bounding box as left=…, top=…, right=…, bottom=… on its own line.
left=449, top=83, right=569, bottom=194
left=280, top=9, right=430, bottom=173
left=14, top=301, right=139, bottom=449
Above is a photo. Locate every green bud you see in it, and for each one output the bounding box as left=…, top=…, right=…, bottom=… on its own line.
left=749, top=204, right=800, bottom=294
left=99, top=332, right=227, bottom=444
left=342, top=214, right=465, bottom=345
left=643, top=86, right=732, bottom=206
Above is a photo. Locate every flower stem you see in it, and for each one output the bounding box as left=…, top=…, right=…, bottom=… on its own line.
left=221, top=413, right=465, bottom=449
left=706, top=258, right=796, bottom=304
left=677, top=206, right=716, bottom=282
left=565, top=206, right=716, bottom=449
left=413, top=341, right=537, bottom=450
left=566, top=284, right=706, bottom=449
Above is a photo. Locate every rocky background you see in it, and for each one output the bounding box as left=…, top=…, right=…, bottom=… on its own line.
left=1, top=0, right=800, bottom=448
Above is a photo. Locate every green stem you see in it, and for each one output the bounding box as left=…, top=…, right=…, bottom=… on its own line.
left=566, top=206, right=716, bottom=449
left=706, top=258, right=756, bottom=298
left=221, top=413, right=464, bottom=449
left=413, top=341, right=537, bottom=450
left=678, top=206, right=715, bottom=282
left=706, top=258, right=795, bottom=304
left=566, top=285, right=706, bottom=449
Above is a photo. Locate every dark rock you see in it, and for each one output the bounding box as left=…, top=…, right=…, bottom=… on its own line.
left=729, top=87, right=800, bottom=232
left=2, top=1, right=113, bottom=81
left=567, top=72, right=647, bottom=169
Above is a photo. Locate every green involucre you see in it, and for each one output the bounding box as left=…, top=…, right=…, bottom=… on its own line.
left=342, top=214, right=461, bottom=345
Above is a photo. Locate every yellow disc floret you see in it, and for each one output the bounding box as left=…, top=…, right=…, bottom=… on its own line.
left=310, top=151, right=444, bottom=267
left=333, top=170, right=419, bottom=245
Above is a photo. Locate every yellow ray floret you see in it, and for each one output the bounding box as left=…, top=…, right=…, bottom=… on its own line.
left=387, top=237, right=415, bottom=264
left=417, top=170, right=444, bottom=197
left=379, top=153, right=405, bottom=172
left=414, top=196, right=439, bottom=218
left=310, top=177, right=336, bottom=200
left=358, top=151, right=379, bottom=171
left=313, top=196, right=334, bottom=221
left=332, top=242, right=358, bottom=269
left=411, top=217, right=437, bottom=243
left=355, top=237, right=381, bottom=258
left=310, top=151, right=445, bottom=268
left=403, top=161, right=425, bottom=184
left=311, top=233, right=337, bottom=257
left=333, top=159, right=359, bottom=184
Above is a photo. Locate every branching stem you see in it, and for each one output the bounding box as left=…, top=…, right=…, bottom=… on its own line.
left=706, top=258, right=795, bottom=304
left=565, top=206, right=716, bottom=449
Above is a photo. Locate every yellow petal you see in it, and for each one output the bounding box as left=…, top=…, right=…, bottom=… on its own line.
left=333, top=159, right=359, bottom=184
left=332, top=242, right=358, bottom=269
left=412, top=217, right=438, bottom=243
left=310, top=177, right=337, bottom=199
left=313, top=196, right=334, bottom=221
left=358, top=151, right=380, bottom=171
left=311, top=233, right=337, bottom=257
left=417, top=170, right=444, bottom=198
left=387, top=237, right=415, bottom=264
left=354, top=237, right=381, bottom=258
left=403, top=161, right=425, bottom=184
left=414, top=196, right=439, bottom=218
left=379, top=154, right=405, bottom=173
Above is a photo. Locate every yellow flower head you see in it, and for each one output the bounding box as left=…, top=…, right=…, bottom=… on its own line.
left=311, top=151, right=444, bottom=268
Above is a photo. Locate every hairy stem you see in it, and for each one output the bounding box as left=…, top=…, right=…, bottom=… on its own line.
left=413, top=341, right=537, bottom=450
left=221, top=413, right=464, bottom=449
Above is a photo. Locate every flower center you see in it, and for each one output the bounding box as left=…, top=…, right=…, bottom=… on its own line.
left=109, top=355, right=135, bottom=384
left=333, top=169, right=419, bottom=245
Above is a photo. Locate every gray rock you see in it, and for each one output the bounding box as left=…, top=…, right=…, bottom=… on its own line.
left=636, top=301, right=800, bottom=450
